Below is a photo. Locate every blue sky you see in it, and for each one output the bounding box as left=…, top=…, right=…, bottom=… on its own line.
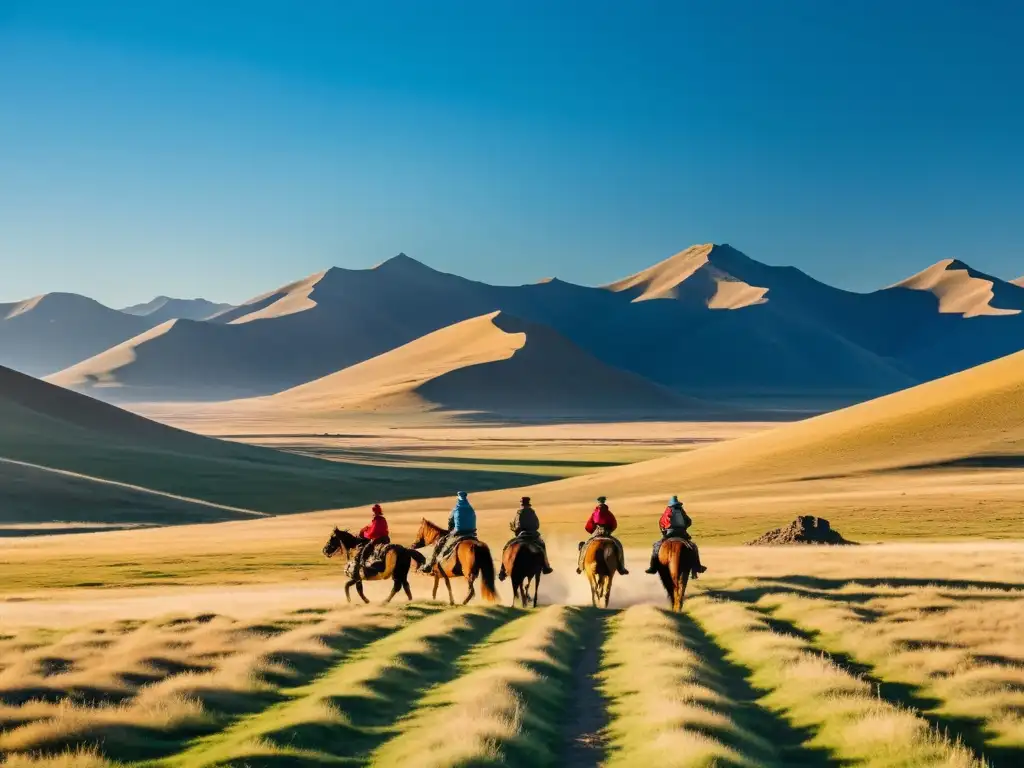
left=1, top=1, right=1022, bottom=306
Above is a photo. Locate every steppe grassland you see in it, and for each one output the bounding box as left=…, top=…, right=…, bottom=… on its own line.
left=0, top=548, right=1020, bottom=766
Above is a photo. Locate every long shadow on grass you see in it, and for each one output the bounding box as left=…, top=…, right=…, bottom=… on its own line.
left=4, top=620, right=401, bottom=764
left=775, top=575, right=1024, bottom=594
left=671, top=612, right=839, bottom=767
left=757, top=608, right=1018, bottom=768
left=257, top=608, right=516, bottom=763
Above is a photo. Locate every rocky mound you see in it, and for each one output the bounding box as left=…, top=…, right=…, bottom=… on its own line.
left=747, top=516, right=856, bottom=546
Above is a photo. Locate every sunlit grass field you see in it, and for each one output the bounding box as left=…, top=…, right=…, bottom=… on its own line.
left=1, top=544, right=1021, bottom=767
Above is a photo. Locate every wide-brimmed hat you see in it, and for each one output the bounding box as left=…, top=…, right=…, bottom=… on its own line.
left=521, top=496, right=531, bottom=505
left=596, top=496, right=607, bottom=503
left=457, top=491, right=468, bottom=499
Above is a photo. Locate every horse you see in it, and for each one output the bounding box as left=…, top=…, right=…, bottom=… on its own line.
left=580, top=537, right=621, bottom=609
left=501, top=539, right=545, bottom=608
left=653, top=538, right=699, bottom=612
left=410, top=519, right=498, bottom=605
left=321, top=528, right=425, bottom=604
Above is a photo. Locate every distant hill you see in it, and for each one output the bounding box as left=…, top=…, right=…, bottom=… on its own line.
left=0, top=364, right=541, bottom=524
left=44, top=245, right=1024, bottom=409
left=536, top=345, right=1024, bottom=503
left=121, top=296, right=234, bottom=323
left=226, top=311, right=711, bottom=421
left=0, top=293, right=158, bottom=376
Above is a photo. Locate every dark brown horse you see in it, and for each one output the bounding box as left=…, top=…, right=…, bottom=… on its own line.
left=410, top=519, right=498, bottom=605
left=654, top=538, right=699, bottom=612
left=580, top=538, right=621, bottom=608
left=501, top=540, right=544, bottom=608
left=322, top=528, right=425, bottom=604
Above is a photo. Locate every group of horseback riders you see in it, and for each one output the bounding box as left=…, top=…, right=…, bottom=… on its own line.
left=347, top=491, right=706, bottom=580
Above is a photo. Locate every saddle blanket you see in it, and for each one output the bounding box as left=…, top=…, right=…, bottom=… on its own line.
left=344, top=543, right=393, bottom=578
left=440, top=530, right=477, bottom=561
left=510, top=531, right=543, bottom=547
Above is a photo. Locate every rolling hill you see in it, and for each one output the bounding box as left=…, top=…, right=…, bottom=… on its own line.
left=535, top=344, right=1024, bottom=502
left=218, top=311, right=709, bottom=421
left=0, top=293, right=158, bottom=376
left=121, top=296, right=234, bottom=322
left=0, top=364, right=543, bottom=525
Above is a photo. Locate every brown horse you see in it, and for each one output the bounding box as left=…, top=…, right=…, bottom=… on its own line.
left=410, top=519, right=498, bottom=605
left=501, top=540, right=544, bottom=608
left=654, top=538, right=699, bottom=612
left=322, top=528, right=425, bottom=604
left=580, top=538, right=621, bottom=608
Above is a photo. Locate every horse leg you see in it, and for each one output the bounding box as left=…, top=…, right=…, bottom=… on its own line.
left=432, top=575, right=440, bottom=601
left=588, top=571, right=599, bottom=608
left=440, top=571, right=455, bottom=606
left=604, top=574, right=613, bottom=609
left=344, top=579, right=356, bottom=604
left=676, top=573, right=690, bottom=612
left=532, top=572, right=540, bottom=608
left=511, top=576, right=522, bottom=607
left=403, top=579, right=413, bottom=601
left=463, top=573, right=476, bottom=605
left=355, top=581, right=370, bottom=604
left=384, top=579, right=401, bottom=604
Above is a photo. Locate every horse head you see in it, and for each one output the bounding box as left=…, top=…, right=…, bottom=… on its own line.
left=322, top=527, right=352, bottom=559
left=410, top=518, right=442, bottom=549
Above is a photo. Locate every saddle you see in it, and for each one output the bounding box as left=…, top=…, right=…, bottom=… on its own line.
left=507, top=530, right=544, bottom=552
left=440, top=530, right=477, bottom=562
left=345, top=541, right=392, bottom=578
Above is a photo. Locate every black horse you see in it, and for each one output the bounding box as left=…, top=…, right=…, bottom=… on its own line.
left=322, top=528, right=425, bottom=604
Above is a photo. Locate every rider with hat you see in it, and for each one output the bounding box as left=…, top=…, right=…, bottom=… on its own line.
left=420, top=491, right=477, bottom=573
left=353, top=504, right=390, bottom=577
left=498, top=496, right=554, bottom=581
left=645, top=495, right=707, bottom=576
left=578, top=496, right=629, bottom=575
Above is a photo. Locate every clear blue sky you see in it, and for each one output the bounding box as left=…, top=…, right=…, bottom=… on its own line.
left=1, top=1, right=1022, bottom=306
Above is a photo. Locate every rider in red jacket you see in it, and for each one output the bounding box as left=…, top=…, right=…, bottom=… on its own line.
left=585, top=500, right=618, bottom=534
left=579, top=496, right=628, bottom=574
left=355, top=504, right=390, bottom=575
left=360, top=504, right=390, bottom=541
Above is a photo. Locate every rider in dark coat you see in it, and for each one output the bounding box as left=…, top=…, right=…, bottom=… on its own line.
left=498, top=496, right=554, bottom=581
left=646, top=495, right=707, bottom=576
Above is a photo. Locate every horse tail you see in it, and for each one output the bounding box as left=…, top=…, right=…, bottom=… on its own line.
left=407, top=548, right=426, bottom=567
left=477, top=544, right=499, bottom=602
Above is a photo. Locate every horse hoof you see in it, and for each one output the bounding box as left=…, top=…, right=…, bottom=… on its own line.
left=542, top=567, right=553, bottom=574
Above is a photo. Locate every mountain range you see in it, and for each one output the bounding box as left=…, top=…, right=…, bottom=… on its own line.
left=6, top=245, right=1024, bottom=413
left=120, top=296, right=234, bottom=323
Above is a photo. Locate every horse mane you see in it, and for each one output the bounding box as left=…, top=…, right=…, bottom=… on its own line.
left=419, top=518, right=445, bottom=534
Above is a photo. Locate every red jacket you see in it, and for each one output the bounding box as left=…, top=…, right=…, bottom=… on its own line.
left=360, top=512, right=389, bottom=541
left=585, top=504, right=617, bottom=534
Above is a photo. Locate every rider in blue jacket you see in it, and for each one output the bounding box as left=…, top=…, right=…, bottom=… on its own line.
left=421, top=491, right=476, bottom=573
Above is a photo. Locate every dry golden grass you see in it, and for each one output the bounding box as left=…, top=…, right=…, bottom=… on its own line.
left=688, top=597, right=986, bottom=767
left=757, top=589, right=1024, bottom=757
left=600, top=605, right=772, bottom=767
left=371, top=605, right=580, bottom=767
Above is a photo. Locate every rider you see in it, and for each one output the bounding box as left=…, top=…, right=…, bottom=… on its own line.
left=354, top=504, right=390, bottom=576
left=645, top=495, right=707, bottom=577
left=420, top=491, right=477, bottom=573
left=498, top=496, right=554, bottom=581
left=577, top=496, right=629, bottom=575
